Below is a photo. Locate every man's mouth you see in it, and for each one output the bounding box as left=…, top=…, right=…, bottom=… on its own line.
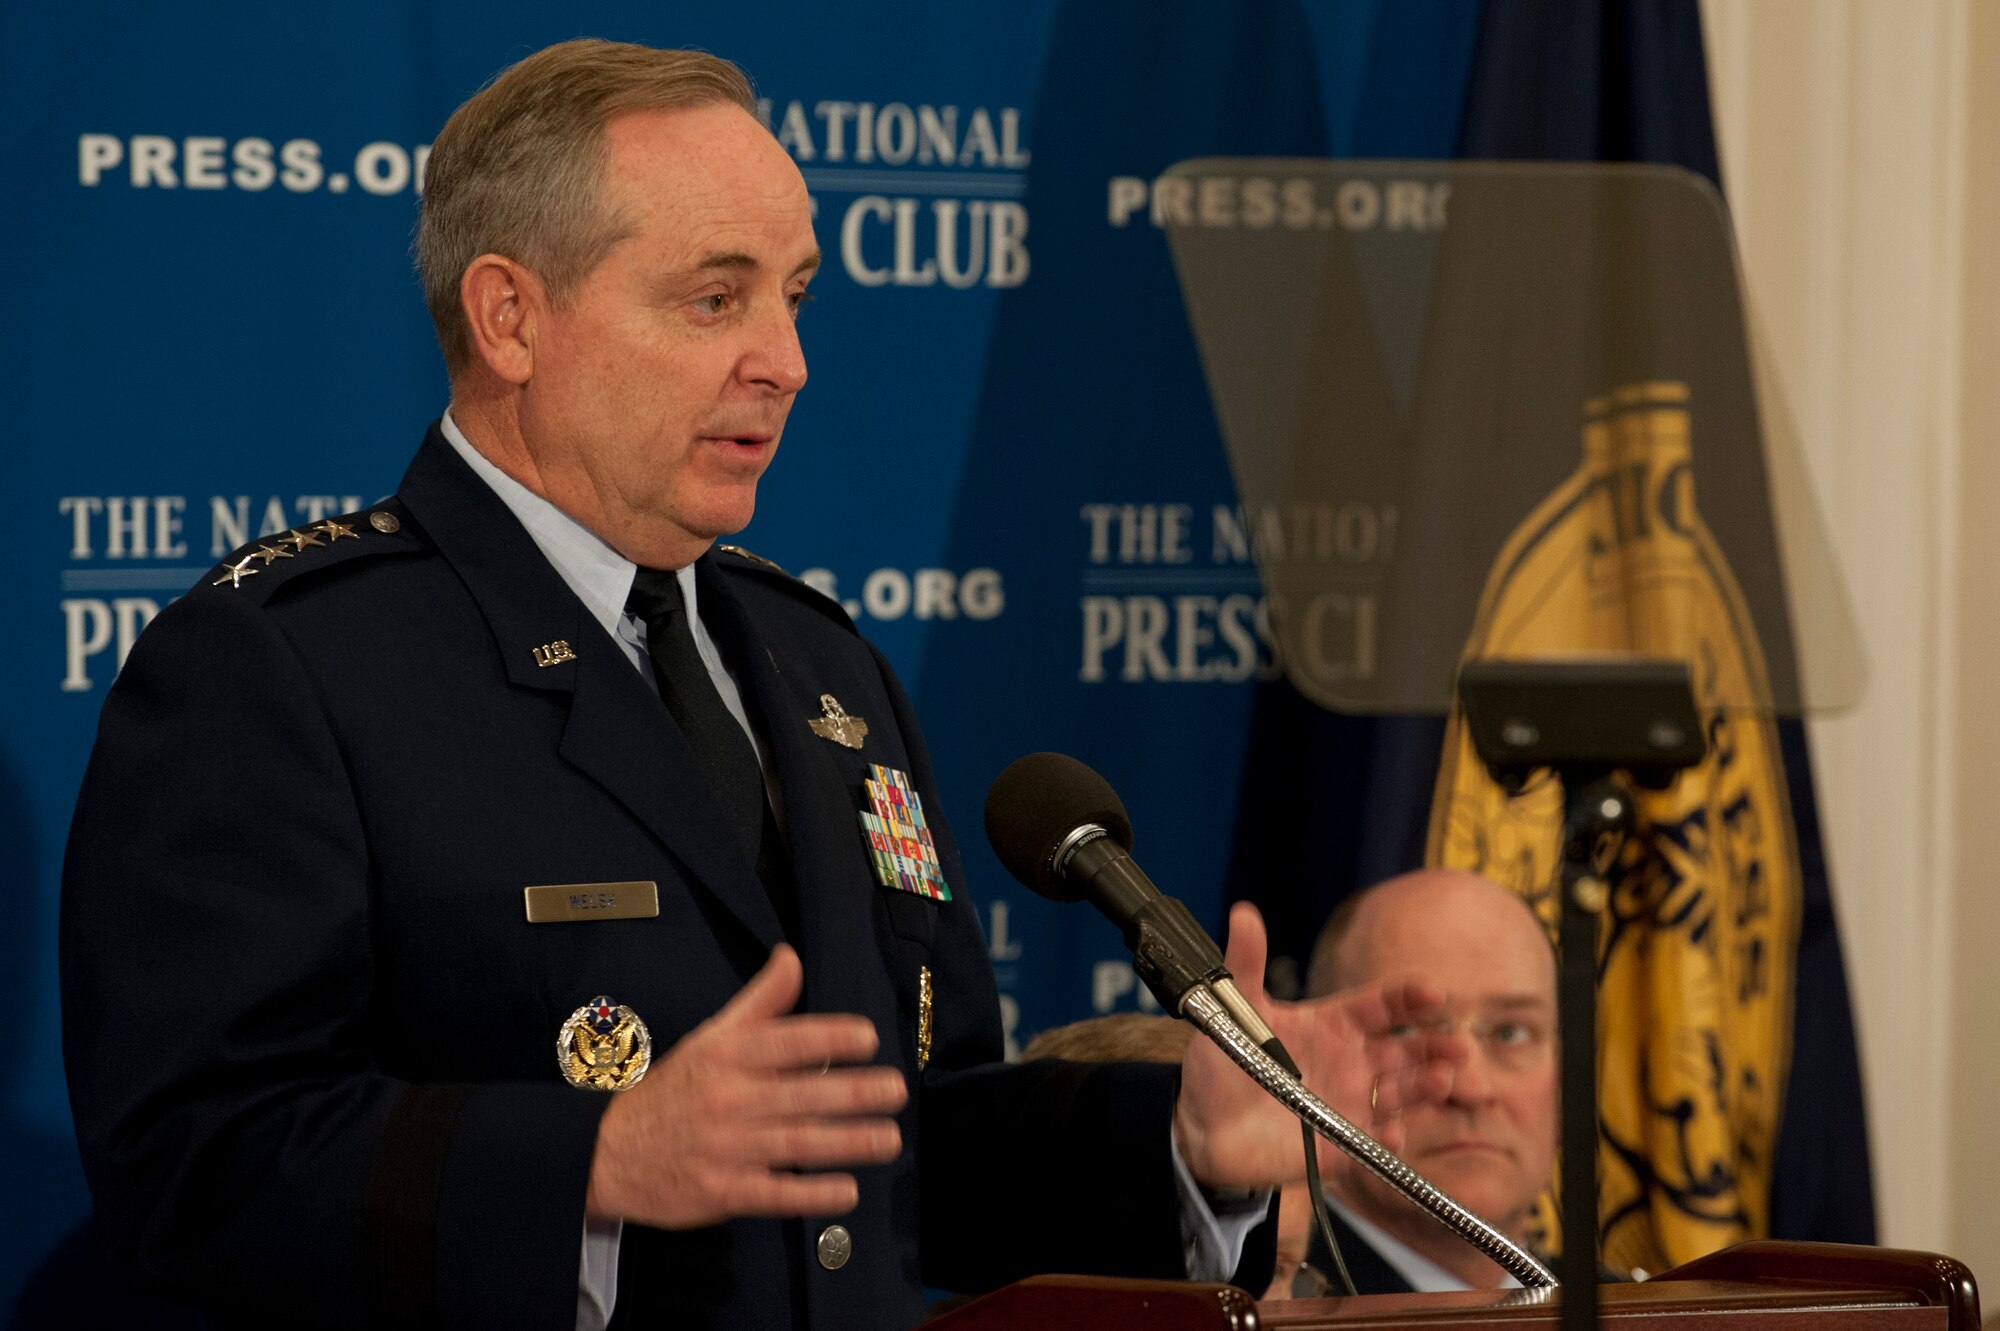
left=1426, top=1138, right=1510, bottom=1158
left=700, top=433, right=777, bottom=461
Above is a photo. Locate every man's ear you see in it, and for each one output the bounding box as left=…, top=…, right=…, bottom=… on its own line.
left=460, top=255, right=546, bottom=386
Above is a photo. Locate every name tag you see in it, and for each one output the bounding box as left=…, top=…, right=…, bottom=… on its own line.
left=523, top=881, right=660, bottom=924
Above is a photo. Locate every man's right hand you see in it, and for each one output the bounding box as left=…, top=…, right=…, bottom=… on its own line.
left=584, top=944, right=908, bottom=1229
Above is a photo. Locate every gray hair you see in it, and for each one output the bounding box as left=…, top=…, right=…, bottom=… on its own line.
left=415, top=39, right=756, bottom=371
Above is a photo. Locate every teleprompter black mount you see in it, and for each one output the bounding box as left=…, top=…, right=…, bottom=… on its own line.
left=1456, top=658, right=1707, bottom=1331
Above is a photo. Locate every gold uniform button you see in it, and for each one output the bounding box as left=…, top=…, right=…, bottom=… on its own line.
left=816, top=1224, right=852, bottom=1271
left=369, top=510, right=401, bottom=533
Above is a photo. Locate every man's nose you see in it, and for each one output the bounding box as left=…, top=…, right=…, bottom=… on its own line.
left=743, top=301, right=808, bottom=395
left=1449, top=1037, right=1500, bottom=1103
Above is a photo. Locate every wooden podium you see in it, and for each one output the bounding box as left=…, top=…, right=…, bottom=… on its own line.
left=922, top=1242, right=1980, bottom=1331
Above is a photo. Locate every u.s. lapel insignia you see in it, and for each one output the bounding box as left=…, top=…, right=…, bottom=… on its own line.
left=916, top=966, right=934, bottom=1071
left=808, top=694, right=869, bottom=749
left=558, top=996, right=652, bottom=1091
left=533, top=639, right=578, bottom=668
left=858, top=764, right=952, bottom=901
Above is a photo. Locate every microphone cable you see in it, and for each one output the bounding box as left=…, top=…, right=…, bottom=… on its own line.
left=1258, top=1030, right=1358, bottom=1299
left=1301, top=1122, right=1358, bottom=1298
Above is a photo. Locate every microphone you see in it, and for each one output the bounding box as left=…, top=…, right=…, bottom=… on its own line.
left=983, top=752, right=1282, bottom=1053
left=984, top=753, right=1561, bottom=1293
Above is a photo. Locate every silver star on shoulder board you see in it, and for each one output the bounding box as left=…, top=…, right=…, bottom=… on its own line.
left=807, top=694, right=869, bottom=749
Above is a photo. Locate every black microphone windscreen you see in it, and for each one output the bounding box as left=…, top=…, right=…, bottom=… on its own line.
left=983, top=752, right=1133, bottom=901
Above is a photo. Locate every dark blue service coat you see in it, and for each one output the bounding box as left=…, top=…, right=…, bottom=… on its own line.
left=62, top=427, right=1186, bottom=1330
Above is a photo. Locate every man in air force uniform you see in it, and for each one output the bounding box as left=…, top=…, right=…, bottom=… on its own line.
left=61, top=40, right=1460, bottom=1330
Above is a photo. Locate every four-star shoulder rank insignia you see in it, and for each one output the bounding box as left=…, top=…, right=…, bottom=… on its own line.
left=558, top=996, right=652, bottom=1091
left=718, top=543, right=788, bottom=575
left=859, top=764, right=951, bottom=901
left=808, top=694, right=869, bottom=749
left=211, top=515, right=392, bottom=591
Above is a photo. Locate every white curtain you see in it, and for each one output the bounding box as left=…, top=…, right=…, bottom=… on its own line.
left=1703, top=0, right=2000, bottom=1279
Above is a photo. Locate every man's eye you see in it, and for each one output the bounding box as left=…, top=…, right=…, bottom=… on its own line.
left=1490, top=1021, right=1539, bottom=1046
left=694, top=293, right=729, bottom=315
left=1382, top=1023, right=1419, bottom=1040
left=788, top=290, right=815, bottom=318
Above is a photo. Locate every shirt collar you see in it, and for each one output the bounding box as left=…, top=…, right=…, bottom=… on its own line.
left=438, top=410, right=700, bottom=633
left=1327, top=1197, right=1521, bottom=1294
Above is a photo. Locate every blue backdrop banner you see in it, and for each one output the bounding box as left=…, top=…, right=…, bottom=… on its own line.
left=0, top=1, right=1870, bottom=1315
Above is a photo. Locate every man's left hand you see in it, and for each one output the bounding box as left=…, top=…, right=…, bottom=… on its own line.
left=1172, top=901, right=1465, bottom=1192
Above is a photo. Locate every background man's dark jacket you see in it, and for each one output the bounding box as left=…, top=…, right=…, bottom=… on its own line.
left=1309, top=1209, right=1415, bottom=1297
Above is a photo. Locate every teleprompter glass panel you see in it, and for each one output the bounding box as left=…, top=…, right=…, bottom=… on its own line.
left=1159, top=160, right=1863, bottom=716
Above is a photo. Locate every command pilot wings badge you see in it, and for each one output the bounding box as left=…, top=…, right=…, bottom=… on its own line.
left=808, top=693, right=869, bottom=749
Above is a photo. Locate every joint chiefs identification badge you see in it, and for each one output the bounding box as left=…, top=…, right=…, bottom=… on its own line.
left=558, top=996, right=652, bottom=1091
left=858, top=764, right=952, bottom=901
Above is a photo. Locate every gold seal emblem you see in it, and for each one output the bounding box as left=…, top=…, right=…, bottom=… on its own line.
left=558, top=995, right=652, bottom=1091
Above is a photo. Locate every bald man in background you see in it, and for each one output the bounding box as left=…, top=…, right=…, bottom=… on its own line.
left=1297, top=870, right=1561, bottom=1294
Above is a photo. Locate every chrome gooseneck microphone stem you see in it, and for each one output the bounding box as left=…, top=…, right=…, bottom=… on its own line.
left=988, top=757, right=1554, bottom=1290
left=1179, top=985, right=1559, bottom=1290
